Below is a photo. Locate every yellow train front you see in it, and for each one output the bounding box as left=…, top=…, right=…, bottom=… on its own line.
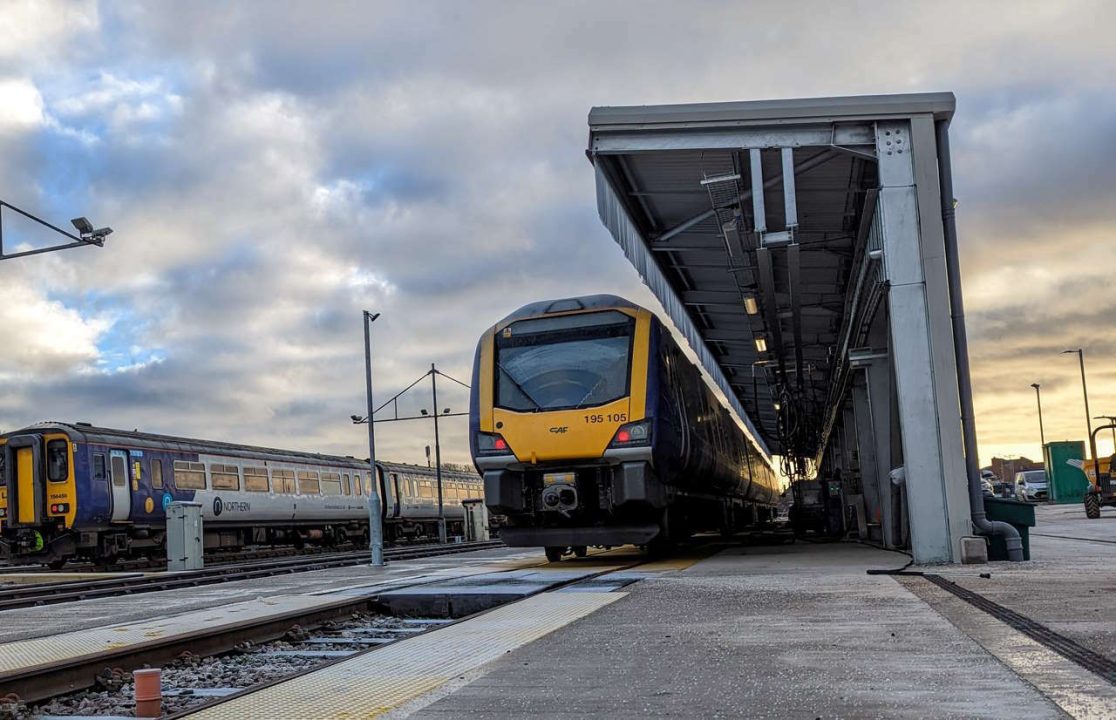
left=469, top=294, right=779, bottom=560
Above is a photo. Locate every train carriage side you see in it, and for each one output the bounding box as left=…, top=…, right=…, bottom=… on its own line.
left=1, top=423, right=485, bottom=564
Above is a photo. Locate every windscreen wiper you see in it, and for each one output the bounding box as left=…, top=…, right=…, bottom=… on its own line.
left=496, top=363, right=544, bottom=411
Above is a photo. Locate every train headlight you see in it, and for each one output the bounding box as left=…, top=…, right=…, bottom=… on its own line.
left=476, top=432, right=512, bottom=456
left=609, top=420, right=651, bottom=447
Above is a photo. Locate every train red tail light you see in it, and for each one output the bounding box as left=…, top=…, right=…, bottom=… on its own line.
left=476, top=432, right=512, bottom=456
left=609, top=420, right=651, bottom=448
left=49, top=503, right=70, bottom=514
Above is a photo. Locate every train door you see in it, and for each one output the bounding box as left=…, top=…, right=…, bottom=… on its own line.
left=109, top=450, right=131, bottom=522
left=390, top=472, right=401, bottom=517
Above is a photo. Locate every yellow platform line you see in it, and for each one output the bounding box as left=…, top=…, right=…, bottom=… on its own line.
left=187, top=591, right=625, bottom=719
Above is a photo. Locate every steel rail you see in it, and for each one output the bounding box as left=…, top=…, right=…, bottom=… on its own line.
left=0, top=541, right=504, bottom=612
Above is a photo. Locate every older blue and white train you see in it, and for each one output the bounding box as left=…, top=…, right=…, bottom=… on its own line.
left=0, top=422, right=483, bottom=566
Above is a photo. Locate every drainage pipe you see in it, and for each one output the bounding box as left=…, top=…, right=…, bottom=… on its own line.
left=935, top=119, right=1024, bottom=561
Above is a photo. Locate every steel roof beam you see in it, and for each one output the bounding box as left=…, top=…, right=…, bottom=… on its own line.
left=651, top=149, right=841, bottom=243
left=591, top=123, right=875, bottom=154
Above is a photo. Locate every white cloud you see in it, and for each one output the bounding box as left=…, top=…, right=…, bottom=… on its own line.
left=0, top=77, right=44, bottom=130
left=0, top=0, right=98, bottom=67
left=0, top=273, right=107, bottom=379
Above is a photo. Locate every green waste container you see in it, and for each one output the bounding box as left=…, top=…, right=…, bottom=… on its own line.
left=1045, top=441, right=1090, bottom=504
left=983, top=496, right=1035, bottom=560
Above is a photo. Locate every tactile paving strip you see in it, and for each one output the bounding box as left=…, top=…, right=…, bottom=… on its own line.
left=187, top=591, right=625, bottom=719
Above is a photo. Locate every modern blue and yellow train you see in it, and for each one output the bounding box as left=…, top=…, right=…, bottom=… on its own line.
left=470, top=295, right=780, bottom=561
left=0, top=422, right=483, bottom=566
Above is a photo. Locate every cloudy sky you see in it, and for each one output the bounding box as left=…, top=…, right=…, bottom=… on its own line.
left=0, top=0, right=1113, bottom=467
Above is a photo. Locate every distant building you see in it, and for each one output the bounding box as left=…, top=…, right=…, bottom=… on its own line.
left=990, top=456, right=1042, bottom=481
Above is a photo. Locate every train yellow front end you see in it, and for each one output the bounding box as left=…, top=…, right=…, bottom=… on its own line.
left=0, top=429, right=79, bottom=563
left=470, top=295, right=780, bottom=560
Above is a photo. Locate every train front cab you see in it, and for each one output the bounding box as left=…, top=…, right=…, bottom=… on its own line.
left=471, top=299, right=668, bottom=550
left=0, top=429, right=79, bottom=563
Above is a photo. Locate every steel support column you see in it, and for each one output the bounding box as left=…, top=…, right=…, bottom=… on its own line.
left=876, top=118, right=969, bottom=563
left=851, top=376, right=883, bottom=543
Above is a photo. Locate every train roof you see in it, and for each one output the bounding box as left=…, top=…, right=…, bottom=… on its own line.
left=1, top=422, right=476, bottom=476
left=497, top=294, right=645, bottom=326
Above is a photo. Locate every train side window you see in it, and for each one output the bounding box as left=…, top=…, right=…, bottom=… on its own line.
left=244, top=467, right=269, bottom=492
left=353, top=473, right=363, bottom=496
left=211, top=464, right=241, bottom=491
left=298, top=471, right=320, bottom=495
left=152, top=460, right=164, bottom=489
left=46, top=440, right=69, bottom=482
left=93, top=453, right=107, bottom=481
left=342, top=474, right=350, bottom=495
left=110, top=455, right=127, bottom=487
left=173, top=461, right=207, bottom=490
left=321, top=472, right=341, bottom=496
left=272, top=469, right=295, bottom=494
left=419, top=481, right=434, bottom=499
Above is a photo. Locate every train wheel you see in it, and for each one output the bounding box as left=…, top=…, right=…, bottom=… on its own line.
left=47, top=558, right=67, bottom=570
left=573, top=546, right=587, bottom=558
left=544, top=546, right=565, bottom=563
left=1085, top=493, right=1101, bottom=519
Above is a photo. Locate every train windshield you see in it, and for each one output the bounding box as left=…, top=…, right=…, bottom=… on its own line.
left=495, top=310, right=634, bottom=411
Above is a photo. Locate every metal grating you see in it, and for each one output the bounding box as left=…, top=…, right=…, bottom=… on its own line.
left=923, top=574, right=1116, bottom=685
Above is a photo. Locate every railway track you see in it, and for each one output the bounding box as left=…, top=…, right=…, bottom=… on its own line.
left=0, top=540, right=504, bottom=612
left=0, top=541, right=367, bottom=574
left=0, top=547, right=638, bottom=710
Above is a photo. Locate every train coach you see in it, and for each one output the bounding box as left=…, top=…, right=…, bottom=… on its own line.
left=0, top=422, right=483, bottom=566
left=470, top=294, right=780, bottom=561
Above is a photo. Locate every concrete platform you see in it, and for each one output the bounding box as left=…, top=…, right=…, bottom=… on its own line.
left=403, top=543, right=1068, bottom=719
left=377, top=507, right=1114, bottom=719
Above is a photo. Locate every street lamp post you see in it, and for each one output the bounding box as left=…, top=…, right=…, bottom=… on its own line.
left=363, top=311, right=385, bottom=567
left=1031, top=383, right=1045, bottom=453
left=1062, top=349, right=1096, bottom=460
left=430, top=363, right=447, bottom=544
left=0, top=200, right=111, bottom=262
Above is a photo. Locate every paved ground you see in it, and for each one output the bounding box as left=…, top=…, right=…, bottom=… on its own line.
left=385, top=504, right=1116, bottom=719
left=933, top=503, right=1116, bottom=660
left=402, top=541, right=1069, bottom=719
